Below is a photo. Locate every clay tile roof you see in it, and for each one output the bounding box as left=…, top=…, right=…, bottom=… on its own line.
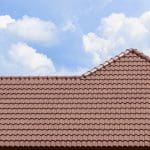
left=0, top=48, right=150, bottom=147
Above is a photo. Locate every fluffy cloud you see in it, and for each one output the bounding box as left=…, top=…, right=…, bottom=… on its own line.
left=9, top=42, right=55, bottom=75
left=8, top=16, right=58, bottom=45
left=0, top=15, right=15, bottom=29
left=83, top=11, right=150, bottom=64
left=83, top=33, right=111, bottom=64
left=0, top=15, right=85, bottom=75
left=0, top=15, right=58, bottom=45
left=0, top=15, right=58, bottom=75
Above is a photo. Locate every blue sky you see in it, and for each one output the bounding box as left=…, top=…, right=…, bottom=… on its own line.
left=0, top=0, right=150, bottom=75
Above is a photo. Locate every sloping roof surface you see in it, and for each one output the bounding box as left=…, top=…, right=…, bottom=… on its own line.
left=0, top=49, right=150, bottom=147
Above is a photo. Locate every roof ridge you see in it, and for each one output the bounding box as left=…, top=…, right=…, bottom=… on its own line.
left=82, top=48, right=150, bottom=76
left=0, top=75, right=80, bottom=80
left=131, top=49, right=150, bottom=61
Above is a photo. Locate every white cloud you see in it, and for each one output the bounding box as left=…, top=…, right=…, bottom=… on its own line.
left=0, top=15, right=85, bottom=75
left=7, top=16, right=58, bottom=45
left=62, top=21, right=76, bottom=32
left=83, top=32, right=111, bottom=53
left=0, top=15, right=15, bottom=29
left=0, top=15, right=58, bottom=75
left=0, top=15, right=58, bottom=46
left=83, top=11, right=150, bottom=64
left=9, top=42, right=55, bottom=75
left=7, top=16, right=57, bottom=45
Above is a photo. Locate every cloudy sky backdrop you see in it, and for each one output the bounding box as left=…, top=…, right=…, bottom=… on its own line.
left=0, top=0, right=150, bottom=75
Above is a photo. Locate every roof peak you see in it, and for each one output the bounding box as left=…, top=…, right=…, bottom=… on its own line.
left=83, top=48, right=150, bottom=76
left=0, top=49, right=149, bottom=79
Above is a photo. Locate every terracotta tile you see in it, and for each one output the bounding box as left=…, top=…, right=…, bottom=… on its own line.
left=0, top=49, right=150, bottom=147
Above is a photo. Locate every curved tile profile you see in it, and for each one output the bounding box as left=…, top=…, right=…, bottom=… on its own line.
left=0, top=49, right=150, bottom=148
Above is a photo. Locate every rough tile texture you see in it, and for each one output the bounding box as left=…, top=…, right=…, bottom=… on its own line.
left=0, top=49, right=150, bottom=147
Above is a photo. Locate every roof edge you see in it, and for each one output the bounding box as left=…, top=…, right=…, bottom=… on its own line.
left=82, top=48, right=150, bottom=76
left=0, top=75, right=81, bottom=80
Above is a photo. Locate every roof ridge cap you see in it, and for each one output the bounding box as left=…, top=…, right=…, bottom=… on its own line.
left=0, top=75, right=81, bottom=80
left=131, top=49, right=150, bottom=61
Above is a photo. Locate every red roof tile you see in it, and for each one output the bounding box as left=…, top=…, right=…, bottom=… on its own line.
left=0, top=49, right=150, bottom=147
